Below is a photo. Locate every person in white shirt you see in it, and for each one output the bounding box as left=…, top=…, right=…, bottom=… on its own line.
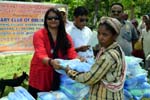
left=142, top=19, right=150, bottom=59
left=138, top=15, right=149, bottom=34
left=69, top=6, right=95, bottom=62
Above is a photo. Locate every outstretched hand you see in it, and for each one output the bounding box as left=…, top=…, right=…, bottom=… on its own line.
left=77, top=56, right=86, bottom=62
left=51, top=59, right=62, bottom=70
left=65, top=65, right=71, bottom=73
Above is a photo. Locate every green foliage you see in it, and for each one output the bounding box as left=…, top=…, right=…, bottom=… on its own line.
left=48, top=0, right=85, bottom=21
left=0, top=54, right=32, bottom=97
left=2, top=0, right=150, bottom=29
left=0, top=54, right=32, bottom=79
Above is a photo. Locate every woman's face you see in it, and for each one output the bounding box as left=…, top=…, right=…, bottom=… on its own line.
left=97, top=25, right=116, bottom=48
left=47, top=11, right=60, bottom=28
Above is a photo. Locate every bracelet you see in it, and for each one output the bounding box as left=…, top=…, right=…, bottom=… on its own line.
left=48, top=58, right=52, bottom=66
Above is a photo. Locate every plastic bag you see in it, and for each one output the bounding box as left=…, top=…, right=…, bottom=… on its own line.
left=8, top=86, right=35, bottom=100
left=15, top=87, right=35, bottom=100
left=123, top=89, right=133, bottom=99
left=55, top=59, right=93, bottom=74
left=38, top=91, right=70, bottom=100
left=0, top=96, right=8, bottom=100
left=60, top=75, right=89, bottom=100
left=38, top=92, right=56, bottom=100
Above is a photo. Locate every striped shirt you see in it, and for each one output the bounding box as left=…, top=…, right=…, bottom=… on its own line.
left=67, top=42, right=125, bottom=100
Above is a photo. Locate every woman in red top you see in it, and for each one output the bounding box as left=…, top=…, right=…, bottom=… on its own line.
left=28, top=8, right=78, bottom=99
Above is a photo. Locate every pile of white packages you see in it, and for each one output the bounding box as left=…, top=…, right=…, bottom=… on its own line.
left=124, top=56, right=150, bottom=100
left=3, top=56, right=150, bottom=100
left=38, top=58, right=94, bottom=100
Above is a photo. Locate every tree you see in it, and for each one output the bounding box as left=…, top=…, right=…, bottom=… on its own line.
left=3, top=0, right=150, bottom=28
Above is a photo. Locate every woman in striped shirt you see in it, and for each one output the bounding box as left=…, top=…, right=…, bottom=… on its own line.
left=54, top=17, right=127, bottom=100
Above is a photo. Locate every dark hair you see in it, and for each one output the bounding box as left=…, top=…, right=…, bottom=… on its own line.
left=147, top=13, right=150, bottom=17
left=145, top=19, right=150, bottom=24
left=110, top=3, right=124, bottom=11
left=131, top=19, right=138, bottom=26
left=99, top=21, right=118, bottom=36
left=60, top=11, right=66, bottom=16
left=73, top=6, right=89, bottom=17
left=44, top=8, right=71, bottom=57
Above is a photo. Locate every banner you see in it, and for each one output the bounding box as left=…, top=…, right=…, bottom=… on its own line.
left=0, top=1, right=67, bottom=52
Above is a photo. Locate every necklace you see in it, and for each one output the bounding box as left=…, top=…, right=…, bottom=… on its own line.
left=51, top=49, right=54, bottom=54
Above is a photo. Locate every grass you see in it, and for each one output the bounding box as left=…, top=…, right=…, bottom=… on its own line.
left=0, top=53, right=150, bottom=100
left=0, top=53, right=33, bottom=97
left=0, top=53, right=32, bottom=79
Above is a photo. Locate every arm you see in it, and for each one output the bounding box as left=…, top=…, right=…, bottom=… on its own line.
left=66, top=35, right=86, bottom=61
left=131, top=24, right=139, bottom=49
left=75, top=45, right=90, bottom=52
left=33, top=29, right=55, bottom=66
left=66, top=55, right=115, bottom=85
left=66, top=35, right=78, bottom=59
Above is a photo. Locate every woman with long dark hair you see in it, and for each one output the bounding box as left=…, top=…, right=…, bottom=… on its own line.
left=28, top=8, right=78, bottom=99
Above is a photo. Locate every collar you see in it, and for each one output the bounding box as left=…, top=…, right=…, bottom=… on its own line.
left=120, top=20, right=126, bottom=25
left=101, top=42, right=119, bottom=53
left=73, top=23, right=84, bottom=30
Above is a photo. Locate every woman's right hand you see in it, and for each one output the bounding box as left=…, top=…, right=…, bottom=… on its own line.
left=51, top=59, right=62, bottom=70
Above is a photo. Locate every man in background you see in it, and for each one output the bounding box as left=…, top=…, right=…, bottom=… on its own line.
left=110, top=3, right=138, bottom=56
left=69, top=6, right=95, bottom=62
left=59, top=8, right=73, bottom=34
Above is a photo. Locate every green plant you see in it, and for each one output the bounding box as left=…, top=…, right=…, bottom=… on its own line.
left=0, top=53, right=32, bottom=79
left=0, top=53, right=32, bottom=97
